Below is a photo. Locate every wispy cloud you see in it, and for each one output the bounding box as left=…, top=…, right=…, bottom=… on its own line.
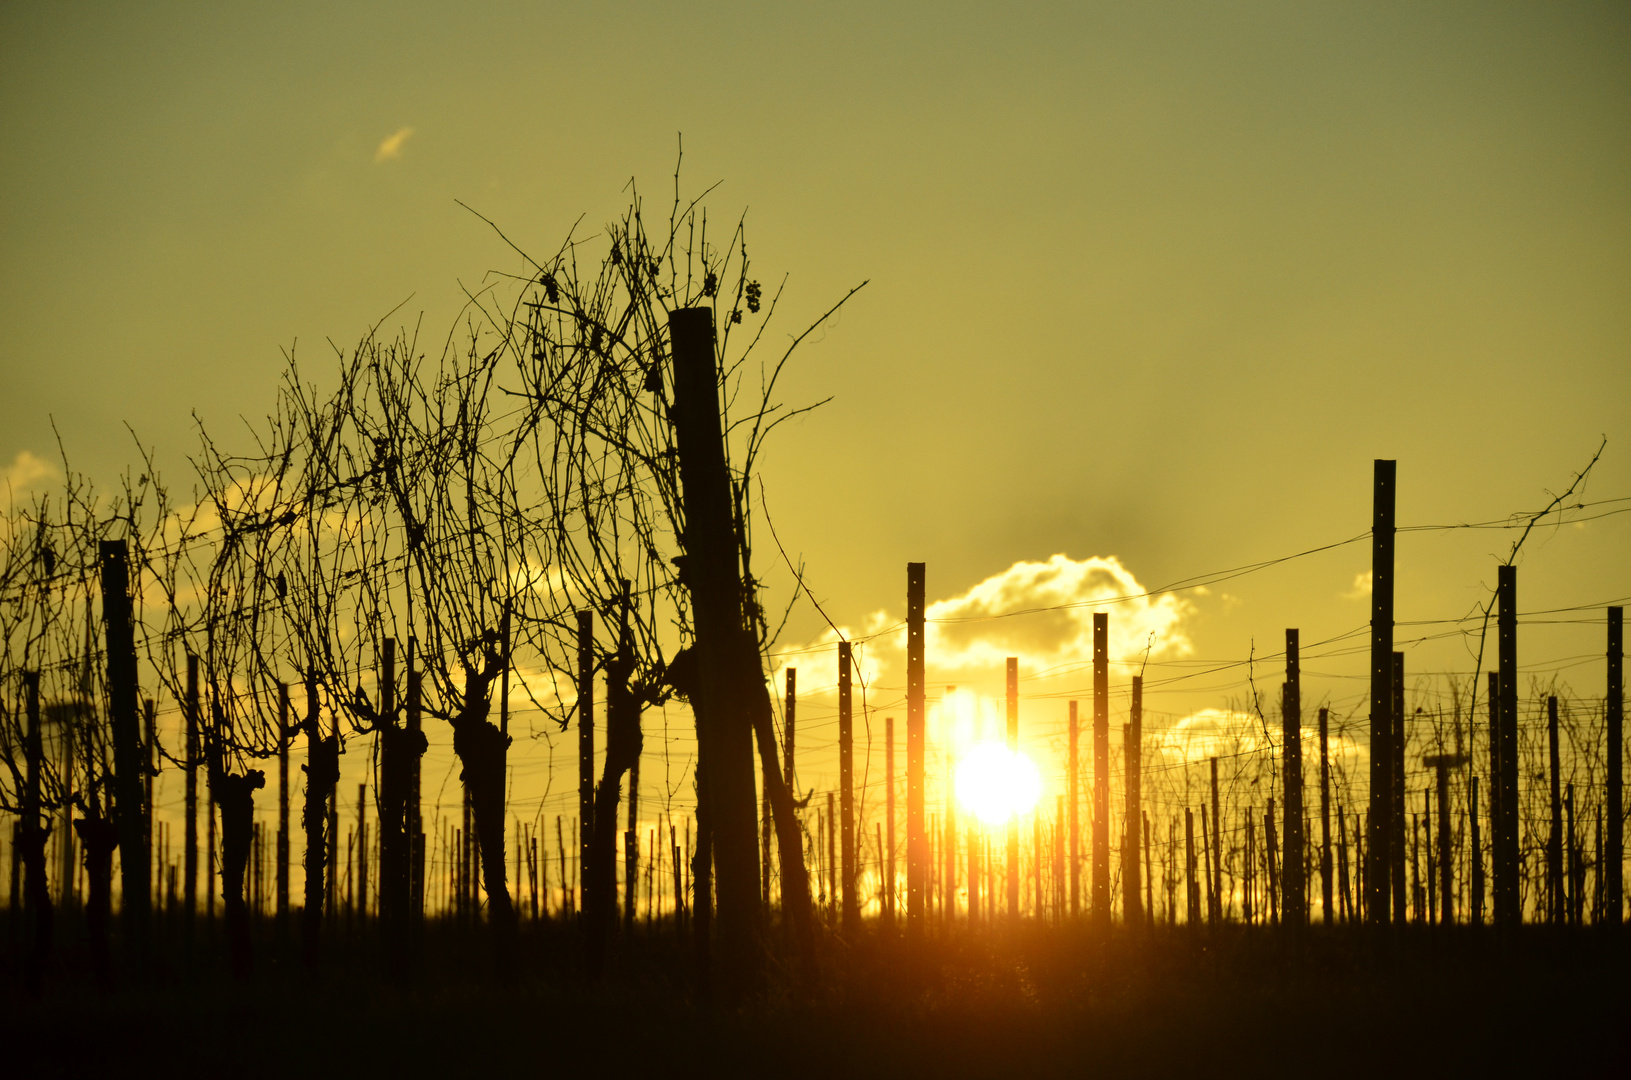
left=374, top=126, right=415, bottom=163
left=1342, top=570, right=1372, bottom=600
left=2, top=450, right=56, bottom=496
left=771, top=554, right=1193, bottom=700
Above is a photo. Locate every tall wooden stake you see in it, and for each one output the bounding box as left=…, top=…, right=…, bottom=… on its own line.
left=577, top=609, right=595, bottom=928
left=1435, top=756, right=1452, bottom=925
left=1209, top=757, right=1222, bottom=926
left=1125, top=676, right=1143, bottom=926
left=1470, top=775, right=1484, bottom=924
left=1068, top=700, right=1080, bottom=917
left=838, top=641, right=857, bottom=931
left=185, top=654, right=199, bottom=934
left=100, top=539, right=148, bottom=957
left=408, top=638, right=423, bottom=922
left=1548, top=694, right=1563, bottom=923
left=1367, top=459, right=1396, bottom=926
left=1283, top=629, right=1305, bottom=928
left=1319, top=706, right=1332, bottom=924
left=1184, top=808, right=1198, bottom=927
left=1391, top=651, right=1407, bottom=925
left=944, top=689, right=957, bottom=924
left=1092, top=613, right=1110, bottom=926
left=906, top=562, right=926, bottom=934
left=1495, top=564, right=1520, bottom=927
left=1007, top=656, right=1021, bottom=922
left=276, top=683, right=290, bottom=932
left=1607, top=606, right=1623, bottom=925
left=886, top=715, right=896, bottom=925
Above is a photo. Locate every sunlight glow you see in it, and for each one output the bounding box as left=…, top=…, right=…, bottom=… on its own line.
left=955, top=741, right=1042, bottom=826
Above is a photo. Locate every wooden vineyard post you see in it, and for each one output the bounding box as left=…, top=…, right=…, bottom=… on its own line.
left=1566, top=784, right=1579, bottom=926
left=1496, top=565, right=1520, bottom=928
left=1609, top=607, right=1623, bottom=925
left=1367, top=458, right=1396, bottom=926
left=1167, top=817, right=1177, bottom=924
left=1319, top=706, right=1332, bottom=924
left=1423, top=753, right=1463, bottom=926
left=1143, top=811, right=1153, bottom=926
left=356, top=784, right=368, bottom=925
left=1092, top=614, right=1110, bottom=928
left=1485, top=672, right=1500, bottom=925
left=1283, top=629, right=1305, bottom=928
left=633, top=748, right=645, bottom=932
left=839, top=642, right=857, bottom=931
left=276, top=683, right=290, bottom=937
left=144, top=700, right=155, bottom=913
left=408, top=639, right=425, bottom=924
left=1337, top=805, right=1351, bottom=922
left=1125, top=677, right=1143, bottom=926
left=1392, top=652, right=1407, bottom=926
left=886, top=716, right=896, bottom=926
left=1245, top=807, right=1256, bottom=925
left=944, top=689, right=958, bottom=927
left=785, top=667, right=798, bottom=937
left=577, top=609, right=595, bottom=931
left=1470, top=776, right=1484, bottom=924
left=1209, top=757, right=1222, bottom=927
left=1184, top=808, right=1198, bottom=929
left=1410, top=810, right=1420, bottom=924
left=1069, top=701, right=1080, bottom=917
left=784, top=668, right=797, bottom=796
left=20, top=672, right=47, bottom=989
left=185, top=654, right=199, bottom=936
left=826, top=792, right=837, bottom=925
left=907, top=563, right=927, bottom=934
left=1548, top=695, right=1563, bottom=924
left=1007, top=656, right=1021, bottom=922
left=1201, top=801, right=1216, bottom=927
left=1591, top=812, right=1604, bottom=920
left=1265, top=796, right=1280, bottom=925
left=875, top=822, right=884, bottom=922
left=101, top=539, right=149, bottom=957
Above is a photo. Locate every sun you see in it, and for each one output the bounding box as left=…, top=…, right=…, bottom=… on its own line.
left=955, top=741, right=1043, bottom=826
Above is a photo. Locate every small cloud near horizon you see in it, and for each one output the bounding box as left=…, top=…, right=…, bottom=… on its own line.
left=2, top=450, right=56, bottom=496
left=375, top=127, right=415, bottom=163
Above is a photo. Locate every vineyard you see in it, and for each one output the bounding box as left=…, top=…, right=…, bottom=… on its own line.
left=1, top=180, right=1626, bottom=1074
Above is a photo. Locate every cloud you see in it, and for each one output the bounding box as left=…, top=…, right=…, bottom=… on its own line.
left=1, top=450, right=56, bottom=496
left=927, top=554, right=1192, bottom=677
left=1342, top=570, right=1372, bottom=600
left=771, top=554, right=1193, bottom=699
left=374, top=127, right=415, bottom=163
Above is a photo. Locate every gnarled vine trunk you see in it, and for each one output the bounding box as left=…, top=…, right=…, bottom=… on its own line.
left=217, top=769, right=266, bottom=979
left=73, top=810, right=119, bottom=985
left=585, top=652, right=641, bottom=981
left=449, top=667, right=515, bottom=980
left=302, top=710, right=339, bottom=974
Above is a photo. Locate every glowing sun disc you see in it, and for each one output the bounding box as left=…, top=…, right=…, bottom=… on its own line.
left=955, top=742, right=1043, bottom=825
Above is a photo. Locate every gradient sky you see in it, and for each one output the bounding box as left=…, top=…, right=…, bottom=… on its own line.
left=3, top=4, right=1628, bottom=844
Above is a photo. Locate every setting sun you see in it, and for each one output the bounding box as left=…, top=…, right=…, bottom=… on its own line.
left=955, top=741, right=1043, bottom=826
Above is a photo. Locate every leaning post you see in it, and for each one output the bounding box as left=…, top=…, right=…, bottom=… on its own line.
left=1367, top=459, right=1396, bottom=926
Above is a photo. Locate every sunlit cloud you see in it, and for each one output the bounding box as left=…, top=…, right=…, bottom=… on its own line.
left=1343, top=570, right=1372, bottom=600
left=771, top=554, right=1193, bottom=699
left=1, top=450, right=56, bottom=496
left=927, top=554, right=1191, bottom=678
left=374, top=126, right=415, bottom=163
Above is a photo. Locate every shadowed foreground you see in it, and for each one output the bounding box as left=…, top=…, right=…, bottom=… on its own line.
left=3, top=920, right=1625, bottom=1078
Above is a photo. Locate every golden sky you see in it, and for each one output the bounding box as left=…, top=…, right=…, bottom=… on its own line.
left=3, top=5, right=1628, bottom=882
